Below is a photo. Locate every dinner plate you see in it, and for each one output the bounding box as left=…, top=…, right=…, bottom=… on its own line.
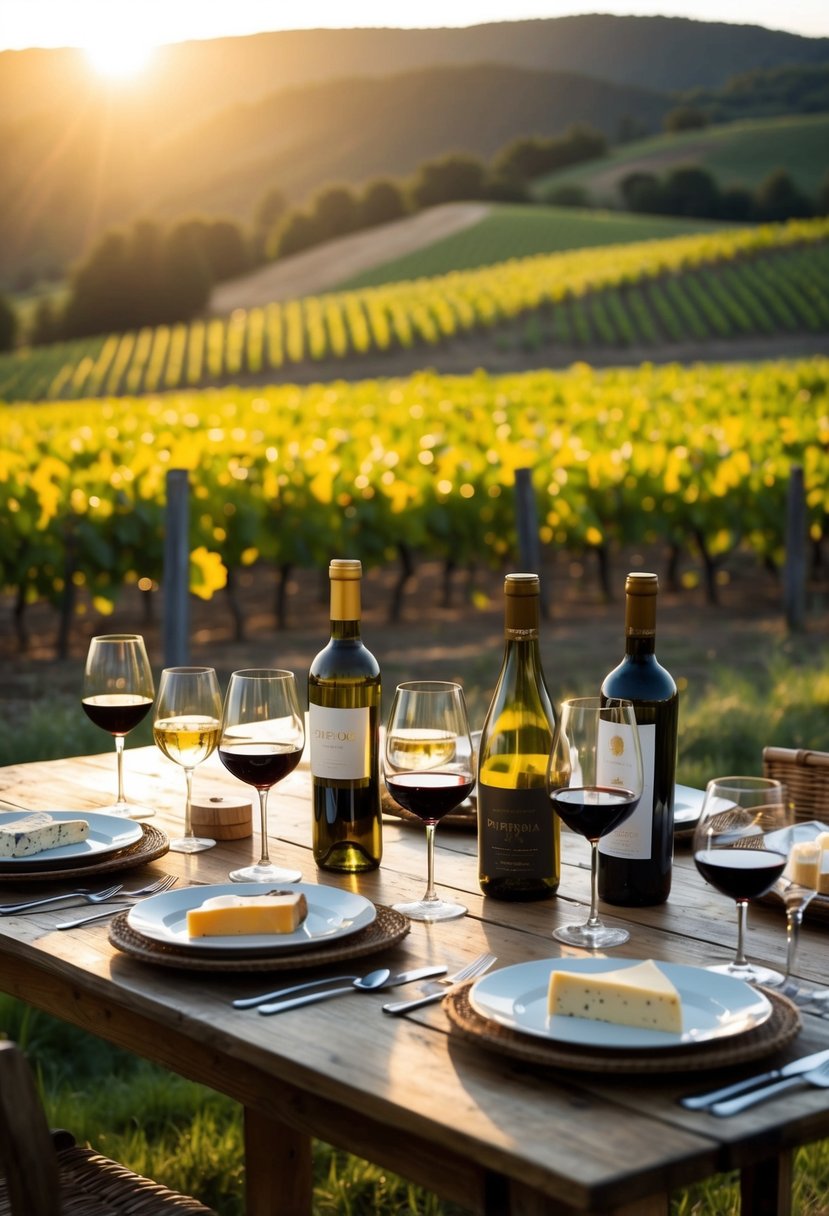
left=127, top=882, right=377, bottom=954
left=673, top=784, right=704, bottom=834
left=0, top=810, right=143, bottom=873
left=468, top=958, right=772, bottom=1050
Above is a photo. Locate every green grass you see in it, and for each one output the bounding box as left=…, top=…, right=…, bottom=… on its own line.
left=531, top=113, right=829, bottom=204
left=337, top=204, right=733, bottom=289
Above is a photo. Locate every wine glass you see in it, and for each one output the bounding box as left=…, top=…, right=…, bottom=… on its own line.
left=693, top=775, right=790, bottom=984
left=81, top=634, right=155, bottom=819
left=384, top=680, right=474, bottom=921
left=153, top=667, right=223, bottom=854
left=766, top=839, right=829, bottom=1006
left=218, top=669, right=304, bottom=883
left=546, top=697, right=644, bottom=948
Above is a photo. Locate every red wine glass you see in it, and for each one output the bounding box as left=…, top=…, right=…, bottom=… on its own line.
left=384, top=680, right=474, bottom=922
left=693, top=775, right=790, bottom=984
left=218, top=669, right=304, bottom=883
left=547, top=697, right=643, bottom=948
left=81, top=634, right=155, bottom=819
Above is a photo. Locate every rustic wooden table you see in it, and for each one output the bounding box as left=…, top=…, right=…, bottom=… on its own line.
left=0, top=747, right=827, bottom=1216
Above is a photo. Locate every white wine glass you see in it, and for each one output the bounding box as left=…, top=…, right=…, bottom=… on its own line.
left=153, top=666, right=223, bottom=854
left=384, top=680, right=474, bottom=922
left=766, top=838, right=829, bottom=1007
left=218, top=669, right=304, bottom=883
left=547, top=697, right=644, bottom=948
left=82, top=634, right=155, bottom=819
left=693, top=775, right=790, bottom=984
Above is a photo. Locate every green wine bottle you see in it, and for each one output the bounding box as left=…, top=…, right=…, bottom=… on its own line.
left=598, top=572, right=678, bottom=906
left=308, top=559, right=382, bottom=872
left=477, top=573, right=559, bottom=901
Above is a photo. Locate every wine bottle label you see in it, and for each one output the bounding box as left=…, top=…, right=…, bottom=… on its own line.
left=308, top=704, right=370, bottom=780
left=478, top=784, right=554, bottom=879
left=598, top=723, right=655, bottom=860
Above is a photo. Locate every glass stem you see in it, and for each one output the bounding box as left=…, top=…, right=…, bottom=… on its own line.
left=585, top=841, right=603, bottom=928
left=184, top=768, right=194, bottom=839
left=734, top=900, right=749, bottom=966
left=784, top=906, right=803, bottom=984
left=423, top=823, right=438, bottom=903
left=257, top=791, right=271, bottom=865
left=114, top=735, right=126, bottom=805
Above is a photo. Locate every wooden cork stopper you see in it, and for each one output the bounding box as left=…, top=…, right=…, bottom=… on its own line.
left=189, top=795, right=252, bottom=840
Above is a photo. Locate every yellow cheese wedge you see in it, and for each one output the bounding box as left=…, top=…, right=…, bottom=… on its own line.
left=789, top=841, right=820, bottom=889
left=819, top=851, right=829, bottom=896
left=815, top=831, right=829, bottom=853
left=548, top=959, right=683, bottom=1034
left=186, top=892, right=308, bottom=937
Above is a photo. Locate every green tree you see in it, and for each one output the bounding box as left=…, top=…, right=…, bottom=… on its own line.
left=270, top=210, right=320, bottom=259
left=754, top=169, right=814, bottom=221
left=0, top=294, right=18, bottom=352
left=409, top=154, right=489, bottom=209
left=662, top=165, right=721, bottom=218
left=664, top=105, right=708, bottom=132
left=357, top=178, right=409, bottom=228
left=620, top=171, right=668, bottom=214
left=159, top=225, right=212, bottom=321
left=252, top=187, right=288, bottom=259
left=817, top=170, right=829, bottom=216
left=311, top=184, right=360, bottom=241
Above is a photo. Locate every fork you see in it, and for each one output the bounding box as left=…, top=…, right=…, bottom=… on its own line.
left=55, top=876, right=179, bottom=929
left=0, top=883, right=124, bottom=915
left=709, top=1058, right=829, bottom=1117
left=382, top=951, right=497, bottom=1015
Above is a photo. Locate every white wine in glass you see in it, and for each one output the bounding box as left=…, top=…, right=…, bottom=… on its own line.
left=82, top=634, right=155, bottom=819
left=154, top=667, right=222, bottom=854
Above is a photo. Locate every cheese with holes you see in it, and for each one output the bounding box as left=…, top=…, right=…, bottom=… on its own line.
left=548, top=960, right=683, bottom=1034
left=0, top=813, right=90, bottom=859
left=186, top=891, right=308, bottom=937
left=789, top=841, right=821, bottom=889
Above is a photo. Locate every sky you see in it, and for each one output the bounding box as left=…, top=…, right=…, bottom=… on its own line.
left=1, top=0, right=828, bottom=56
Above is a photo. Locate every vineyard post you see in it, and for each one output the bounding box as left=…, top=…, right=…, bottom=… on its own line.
left=784, top=465, right=806, bottom=631
left=514, top=467, right=549, bottom=618
left=163, top=469, right=190, bottom=665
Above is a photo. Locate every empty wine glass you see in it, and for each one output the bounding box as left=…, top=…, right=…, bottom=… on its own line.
left=693, top=775, right=790, bottom=984
left=81, top=634, right=155, bottom=819
left=547, top=697, right=643, bottom=948
left=153, top=666, right=223, bottom=853
left=765, top=837, right=829, bottom=1006
left=218, top=669, right=304, bottom=883
left=384, top=681, right=474, bottom=921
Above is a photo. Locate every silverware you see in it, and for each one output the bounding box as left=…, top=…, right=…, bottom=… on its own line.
left=382, top=951, right=497, bottom=1016
left=679, top=1047, right=829, bottom=1110
left=256, top=965, right=450, bottom=1016
left=0, top=883, right=124, bottom=915
left=709, top=1058, right=829, bottom=1117
left=54, top=876, right=178, bottom=929
left=233, top=962, right=448, bottom=1010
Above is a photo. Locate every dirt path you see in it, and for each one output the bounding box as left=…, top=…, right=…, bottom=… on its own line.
left=209, top=202, right=492, bottom=312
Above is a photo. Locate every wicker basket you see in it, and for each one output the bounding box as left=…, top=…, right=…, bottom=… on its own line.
left=762, top=747, right=829, bottom=822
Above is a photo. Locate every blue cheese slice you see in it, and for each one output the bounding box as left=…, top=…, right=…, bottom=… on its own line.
left=547, top=959, right=682, bottom=1034
left=0, top=814, right=90, bottom=859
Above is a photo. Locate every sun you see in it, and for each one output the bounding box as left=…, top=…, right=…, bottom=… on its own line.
left=84, top=37, right=155, bottom=80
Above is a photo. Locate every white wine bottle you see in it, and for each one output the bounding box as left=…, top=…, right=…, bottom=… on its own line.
left=308, top=559, right=382, bottom=872
left=598, top=572, right=678, bottom=906
left=477, top=573, right=559, bottom=900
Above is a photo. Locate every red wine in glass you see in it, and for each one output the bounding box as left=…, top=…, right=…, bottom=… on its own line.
left=549, top=785, right=640, bottom=842
left=218, top=743, right=303, bottom=790
left=694, top=848, right=787, bottom=901
left=384, top=771, right=474, bottom=824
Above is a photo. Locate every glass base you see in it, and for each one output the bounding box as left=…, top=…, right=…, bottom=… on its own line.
left=553, top=920, right=630, bottom=948
left=706, top=960, right=784, bottom=986
left=392, top=897, right=467, bottom=922
left=229, top=863, right=301, bottom=883
left=764, top=977, right=829, bottom=1005
left=97, top=801, right=155, bottom=820
left=169, top=836, right=216, bottom=854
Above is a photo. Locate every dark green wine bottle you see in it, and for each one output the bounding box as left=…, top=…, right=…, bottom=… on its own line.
left=598, top=572, right=678, bottom=906
left=308, top=559, right=382, bottom=873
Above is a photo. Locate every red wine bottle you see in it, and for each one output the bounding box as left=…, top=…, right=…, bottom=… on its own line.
left=598, top=572, right=678, bottom=906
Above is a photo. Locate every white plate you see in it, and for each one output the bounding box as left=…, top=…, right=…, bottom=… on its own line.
left=673, top=784, right=704, bottom=831
left=469, top=958, right=772, bottom=1050
left=0, top=811, right=142, bottom=870
left=128, top=882, right=377, bottom=953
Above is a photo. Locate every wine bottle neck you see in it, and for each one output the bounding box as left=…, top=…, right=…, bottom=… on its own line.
left=329, top=575, right=362, bottom=628
left=624, top=579, right=657, bottom=657
left=329, top=619, right=362, bottom=641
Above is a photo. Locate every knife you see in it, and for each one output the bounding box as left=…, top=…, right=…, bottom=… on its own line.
left=679, top=1048, right=829, bottom=1110
left=256, top=965, right=448, bottom=1015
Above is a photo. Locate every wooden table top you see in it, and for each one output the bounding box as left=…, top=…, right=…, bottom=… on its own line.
left=0, top=746, right=827, bottom=1216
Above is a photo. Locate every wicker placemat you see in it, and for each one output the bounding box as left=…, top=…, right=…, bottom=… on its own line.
left=381, top=790, right=476, bottom=831
left=444, top=983, right=800, bottom=1075
left=0, top=824, right=169, bottom=885
left=108, top=903, right=410, bottom=972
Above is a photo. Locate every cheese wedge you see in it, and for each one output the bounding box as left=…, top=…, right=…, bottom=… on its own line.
left=789, top=841, right=821, bottom=889
left=548, top=959, right=683, bottom=1034
left=819, top=850, right=829, bottom=896
left=0, top=813, right=89, bottom=859
left=186, top=891, right=308, bottom=937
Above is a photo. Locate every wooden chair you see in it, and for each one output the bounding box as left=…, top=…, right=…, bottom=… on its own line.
left=0, top=1040, right=217, bottom=1216
left=762, top=747, right=829, bottom=822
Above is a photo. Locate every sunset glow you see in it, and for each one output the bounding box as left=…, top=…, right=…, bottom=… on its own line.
left=83, top=36, right=155, bottom=79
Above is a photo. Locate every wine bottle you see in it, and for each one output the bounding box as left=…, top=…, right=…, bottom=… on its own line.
left=598, top=572, right=678, bottom=906
left=308, top=558, right=382, bottom=872
left=477, top=573, right=559, bottom=900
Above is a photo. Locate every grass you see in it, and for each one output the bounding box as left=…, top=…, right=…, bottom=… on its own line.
left=2, top=611, right=829, bottom=1213
left=337, top=203, right=732, bottom=289
left=530, top=113, right=829, bottom=205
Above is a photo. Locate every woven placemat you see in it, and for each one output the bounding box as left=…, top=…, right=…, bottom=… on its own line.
left=444, top=983, right=800, bottom=1075
left=0, top=824, right=169, bottom=885
left=108, top=903, right=410, bottom=972
left=381, top=790, right=476, bottom=831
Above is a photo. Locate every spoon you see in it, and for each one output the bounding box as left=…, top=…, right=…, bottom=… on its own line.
left=256, top=965, right=448, bottom=1015
left=234, top=963, right=446, bottom=1010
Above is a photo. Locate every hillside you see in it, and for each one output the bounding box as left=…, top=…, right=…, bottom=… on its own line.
left=531, top=113, right=829, bottom=204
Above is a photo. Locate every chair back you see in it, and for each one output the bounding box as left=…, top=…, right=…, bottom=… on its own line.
left=762, top=747, right=829, bottom=823
left=0, top=1040, right=62, bottom=1216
